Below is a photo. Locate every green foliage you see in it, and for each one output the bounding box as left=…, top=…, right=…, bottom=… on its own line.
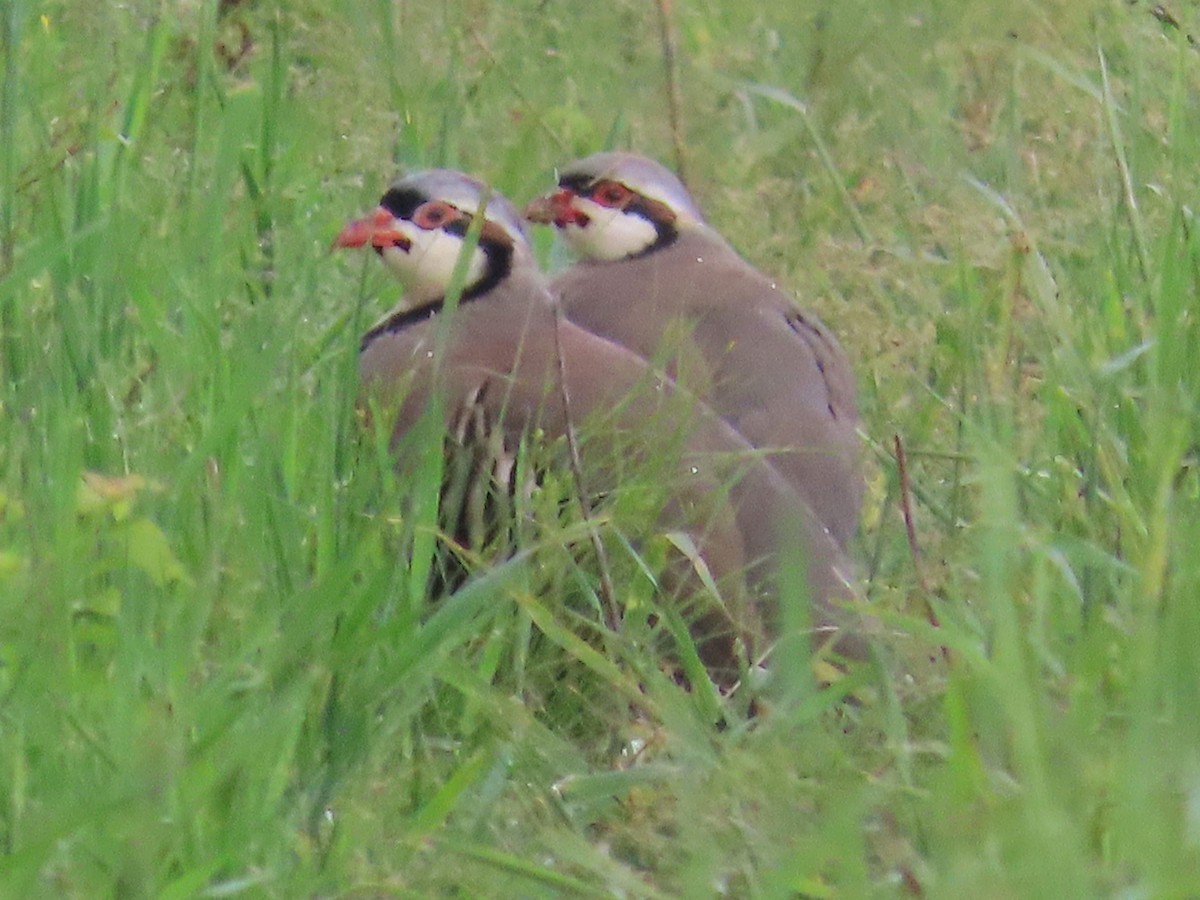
left=2, top=0, right=1200, bottom=895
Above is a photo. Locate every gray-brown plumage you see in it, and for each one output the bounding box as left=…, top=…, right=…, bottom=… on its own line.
left=335, top=169, right=865, bottom=677
left=526, top=152, right=864, bottom=550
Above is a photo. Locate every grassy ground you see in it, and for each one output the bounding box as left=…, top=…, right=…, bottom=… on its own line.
left=2, top=0, right=1199, bottom=896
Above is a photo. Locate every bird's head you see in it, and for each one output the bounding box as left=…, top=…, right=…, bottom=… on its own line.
left=335, top=169, right=528, bottom=303
left=524, top=152, right=704, bottom=261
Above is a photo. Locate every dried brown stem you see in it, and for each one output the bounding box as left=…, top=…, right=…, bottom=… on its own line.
left=894, top=433, right=926, bottom=594
left=552, top=308, right=621, bottom=633
left=654, top=0, right=688, bottom=184
left=894, top=433, right=947, bottom=661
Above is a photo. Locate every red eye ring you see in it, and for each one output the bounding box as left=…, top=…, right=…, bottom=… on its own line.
left=591, top=180, right=634, bottom=208
left=412, top=200, right=461, bottom=230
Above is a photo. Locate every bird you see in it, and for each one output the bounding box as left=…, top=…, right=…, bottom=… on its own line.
left=333, top=168, right=866, bottom=681
left=525, top=152, right=864, bottom=550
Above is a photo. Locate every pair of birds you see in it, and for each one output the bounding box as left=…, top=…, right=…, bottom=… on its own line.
left=334, top=152, right=867, bottom=679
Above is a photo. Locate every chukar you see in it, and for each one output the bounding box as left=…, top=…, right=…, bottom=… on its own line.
left=334, top=169, right=864, bottom=678
left=526, top=152, right=864, bottom=550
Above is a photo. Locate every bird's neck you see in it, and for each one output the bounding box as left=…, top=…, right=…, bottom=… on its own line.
left=360, top=242, right=534, bottom=352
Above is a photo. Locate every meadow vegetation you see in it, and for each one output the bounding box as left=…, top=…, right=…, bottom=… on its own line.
left=2, top=1, right=1199, bottom=895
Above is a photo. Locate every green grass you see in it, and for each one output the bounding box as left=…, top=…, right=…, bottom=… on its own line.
left=2, top=0, right=1200, bottom=896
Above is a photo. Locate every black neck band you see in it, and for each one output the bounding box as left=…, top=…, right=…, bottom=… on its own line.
left=628, top=200, right=678, bottom=257
left=359, top=238, right=513, bottom=351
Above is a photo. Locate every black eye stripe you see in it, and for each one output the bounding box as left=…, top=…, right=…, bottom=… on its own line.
left=379, top=186, right=426, bottom=220
left=559, top=175, right=651, bottom=214
left=381, top=188, right=478, bottom=233
left=558, top=173, right=595, bottom=194
left=628, top=199, right=661, bottom=221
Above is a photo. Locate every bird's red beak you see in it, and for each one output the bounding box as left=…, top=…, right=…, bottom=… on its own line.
left=524, top=189, right=587, bottom=228
left=332, top=206, right=412, bottom=251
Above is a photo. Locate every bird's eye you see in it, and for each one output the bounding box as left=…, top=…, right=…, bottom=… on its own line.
left=412, top=201, right=459, bottom=229
left=592, top=181, right=633, bottom=208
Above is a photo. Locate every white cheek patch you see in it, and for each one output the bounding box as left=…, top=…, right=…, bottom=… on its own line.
left=560, top=197, right=659, bottom=261
left=380, top=223, right=487, bottom=297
